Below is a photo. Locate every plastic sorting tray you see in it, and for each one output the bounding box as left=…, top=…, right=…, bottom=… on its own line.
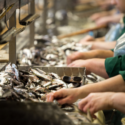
left=18, top=66, right=86, bottom=85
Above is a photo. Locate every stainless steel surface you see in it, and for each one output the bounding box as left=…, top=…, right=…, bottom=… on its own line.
left=29, top=0, right=35, bottom=47
left=9, top=10, right=16, bottom=64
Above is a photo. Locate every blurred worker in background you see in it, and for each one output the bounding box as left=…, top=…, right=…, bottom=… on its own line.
left=77, top=0, right=124, bottom=50
left=79, top=11, right=123, bottom=49
left=90, top=9, right=123, bottom=26
left=67, top=0, right=125, bottom=65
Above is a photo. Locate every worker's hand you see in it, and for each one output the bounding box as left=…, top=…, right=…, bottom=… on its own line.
left=68, top=60, right=86, bottom=67
left=68, top=60, right=91, bottom=75
left=79, top=35, right=95, bottom=44
left=79, top=41, right=93, bottom=46
left=67, top=52, right=85, bottom=65
left=78, top=93, right=114, bottom=117
left=46, top=88, right=79, bottom=105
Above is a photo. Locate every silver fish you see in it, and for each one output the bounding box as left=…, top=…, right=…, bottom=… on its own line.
left=0, top=77, right=8, bottom=85
left=0, top=87, right=4, bottom=97
left=31, top=69, right=52, bottom=81
left=43, top=82, right=52, bottom=88
left=52, top=79, right=67, bottom=88
left=49, top=73, right=61, bottom=79
left=40, top=94, right=46, bottom=101
left=33, top=86, right=46, bottom=93
left=5, top=63, right=20, bottom=81
left=68, top=83, right=74, bottom=88
left=36, top=68, right=46, bottom=75
left=24, top=75, right=40, bottom=83
left=2, top=89, right=13, bottom=98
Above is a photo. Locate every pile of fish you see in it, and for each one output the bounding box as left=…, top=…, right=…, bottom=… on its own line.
left=0, top=63, right=82, bottom=102
left=17, top=38, right=91, bottom=66
left=0, top=63, right=102, bottom=125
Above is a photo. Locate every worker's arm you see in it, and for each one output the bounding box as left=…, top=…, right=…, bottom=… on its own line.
left=80, top=41, right=116, bottom=50
left=111, top=93, right=125, bottom=114
left=90, top=9, right=116, bottom=21
left=78, top=92, right=125, bottom=117
left=96, top=14, right=123, bottom=25
left=68, top=58, right=109, bottom=78
left=67, top=50, right=114, bottom=65
left=78, top=75, right=125, bottom=98
left=79, top=36, right=105, bottom=43
left=91, top=41, right=116, bottom=50
left=94, top=37, right=105, bottom=41
left=46, top=75, right=125, bottom=105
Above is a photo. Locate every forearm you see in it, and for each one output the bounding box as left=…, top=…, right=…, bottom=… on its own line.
left=111, top=93, right=125, bottom=114
left=91, top=42, right=116, bottom=50
left=86, top=58, right=109, bottom=78
left=106, top=14, right=123, bottom=23
left=95, top=37, right=105, bottom=42
left=77, top=75, right=125, bottom=99
left=83, top=50, right=114, bottom=59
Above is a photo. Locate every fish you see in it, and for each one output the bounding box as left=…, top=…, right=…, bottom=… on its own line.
left=30, top=68, right=52, bottom=81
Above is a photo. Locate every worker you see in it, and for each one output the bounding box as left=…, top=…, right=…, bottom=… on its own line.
left=78, top=92, right=125, bottom=118
left=67, top=31, right=125, bottom=75
left=67, top=0, right=125, bottom=64
left=46, top=76, right=125, bottom=114
left=46, top=34, right=125, bottom=125
left=47, top=1, right=125, bottom=124
left=79, top=0, right=125, bottom=50
left=90, top=10, right=123, bottom=26
left=46, top=74, right=125, bottom=125
left=79, top=14, right=124, bottom=50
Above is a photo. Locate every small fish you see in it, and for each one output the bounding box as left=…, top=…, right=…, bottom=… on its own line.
left=29, top=83, right=36, bottom=89
left=23, top=75, right=40, bottom=83
left=2, top=89, right=13, bottom=98
left=5, top=63, right=20, bottom=81
left=31, top=69, right=52, bottom=81
left=43, top=82, right=52, bottom=87
left=47, top=84, right=63, bottom=90
left=33, top=86, right=46, bottom=93
left=0, top=87, right=4, bottom=97
left=68, top=83, right=74, bottom=88
left=27, top=92, right=36, bottom=98
left=52, top=79, right=67, bottom=88
left=49, top=73, right=61, bottom=79
left=0, top=77, right=8, bottom=85
left=40, top=94, right=46, bottom=101
left=14, top=88, right=28, bottom=98
left=61, top=105, right=74, bottom=112
left=53, top=100, right=59, bottom=105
